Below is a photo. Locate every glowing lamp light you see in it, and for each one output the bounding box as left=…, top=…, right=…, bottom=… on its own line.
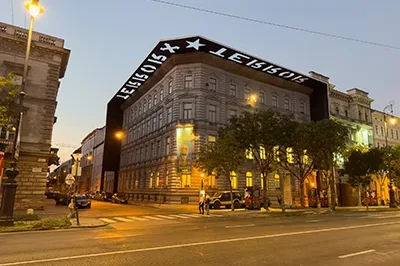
left=389, top=117, right=396, bottom=125
left=25, top=0, right=44, bottom=18
left=115, top=131, right=124, bottom=140
left=250, top=94, right=257, bottom=103
left=87, top=155, right=93, bottom=161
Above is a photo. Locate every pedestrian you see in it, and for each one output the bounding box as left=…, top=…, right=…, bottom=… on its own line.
left=205, top=193, right=211, bottom=215
left=199, top=194, right=205, bottom=215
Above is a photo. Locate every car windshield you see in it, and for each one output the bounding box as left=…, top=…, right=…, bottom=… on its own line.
left=75, top=196, right=87, bottom=200
left=212, top=192, right=224, bottom=198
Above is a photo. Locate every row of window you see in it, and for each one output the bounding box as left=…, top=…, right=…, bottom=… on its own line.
left=334, top=106, right=370, bottom=122
left=0, top=127, right=15, bottom=140
left=119, top=170, right=281, bottom=190
left=375, top=125, right=399, bottom=139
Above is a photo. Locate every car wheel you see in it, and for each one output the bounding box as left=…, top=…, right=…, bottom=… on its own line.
left=233, top=201, right=240, bottom=209
left=214, top=201, right=221, bottom=209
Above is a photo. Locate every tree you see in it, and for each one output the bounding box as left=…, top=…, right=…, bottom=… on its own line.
left=277, top=120, right=314, bottom=207
left=0, top=73, right=22, bottom=127
left=194, top=128, right=245, bottom=211
left=344, top=149, right=371, bottom=207
left=229, top=110, right=288, bottom=209
left=307, top=119, right=349, bottom=211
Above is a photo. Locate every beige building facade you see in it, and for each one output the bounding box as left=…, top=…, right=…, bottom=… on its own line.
left=104, top=37, right=329, bottom=205
left=0, top=22, right=70, bottom=210
left=372, top=110, right=400, bottom=148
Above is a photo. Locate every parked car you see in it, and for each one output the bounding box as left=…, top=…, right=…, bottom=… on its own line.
left=111, top=193, right=128, bottom=204
left=75, top=195, right=91, bottom=209
left=210, top=191, right=244, bottom=209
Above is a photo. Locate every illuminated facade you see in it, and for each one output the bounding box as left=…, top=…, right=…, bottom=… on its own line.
left=103, top=36, right=329, bottom=204
left=371, top=110, right=400, bottom=148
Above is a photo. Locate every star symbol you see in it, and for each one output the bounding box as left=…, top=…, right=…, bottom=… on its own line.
left=186, top=39, right=206, bottom=51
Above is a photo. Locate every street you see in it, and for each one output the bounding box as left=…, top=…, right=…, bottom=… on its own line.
left=2, top=203, right=400, bottom=266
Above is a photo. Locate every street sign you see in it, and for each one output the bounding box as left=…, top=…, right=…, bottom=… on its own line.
left=65, top=174, right=75, bottom=186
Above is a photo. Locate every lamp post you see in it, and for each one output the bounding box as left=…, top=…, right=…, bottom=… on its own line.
left=382, top=103, right=398, bottom=208
left=0, top=0, right=44, bottom=226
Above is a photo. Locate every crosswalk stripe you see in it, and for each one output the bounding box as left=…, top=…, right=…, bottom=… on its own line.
left=143, top=216, right=164, bottom=221
left=114, top=217, right=135, bottom=222
left=179, top=214, right=200, bottom=218
left=169, top=214, right=191, bottom=219
left=155, top=215, right=177, bottom=220
left=127, top=216, right=148, bottom=221
left=99, top=218, right=117, bottom=223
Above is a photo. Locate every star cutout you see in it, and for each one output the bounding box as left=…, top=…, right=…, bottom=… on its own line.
left=186, top=39, right=206, bottom=51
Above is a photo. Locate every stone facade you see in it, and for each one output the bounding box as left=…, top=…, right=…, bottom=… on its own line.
left=371, top=110, right=400, bottom=148
left=92, top=126, right=105, bottom=192
left=118, top=62, right=314, bottom=205
left=0, top=22, right=70, bottom=210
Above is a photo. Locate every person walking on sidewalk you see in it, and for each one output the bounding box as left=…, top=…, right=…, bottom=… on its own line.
left=205, top=193, right=211, bottom=215
left=199, top=195, right=205, bottom=215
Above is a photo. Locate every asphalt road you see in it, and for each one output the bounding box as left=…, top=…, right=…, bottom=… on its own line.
left=2, top=211, right=400, bottom=266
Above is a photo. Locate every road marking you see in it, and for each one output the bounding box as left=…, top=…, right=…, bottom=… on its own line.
left=169, top=215, right=191, bottom=219
left=155, top=215, right=177, bottom=220
left=1, top=221, right=399, bottom=266
left=98, top=218, right=117, bottom=224
left=114, top=217, right=135, bottom=222
left=306, top=220, right=323, bottom=223
left=143, top=216, right=163, bottom=221
left=127, top=216, right=148, bottom=221
left=338, top=249, right=376, bottom=258
left=179, top=214, right=200, bottom=218
left=375, top=215, right=400, bottom=219
left=225, top=224, right=255, bottom=229
left=93, top=234, right=142, bottom=240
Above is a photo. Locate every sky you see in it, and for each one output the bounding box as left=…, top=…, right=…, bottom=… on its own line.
left=0, top=0, right=399, bottom=163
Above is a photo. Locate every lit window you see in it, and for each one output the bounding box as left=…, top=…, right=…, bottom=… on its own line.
left=246, top=149, right=254, bottom=159
left=160, top=89, right=164, bottom=101
left=259, top=92, right=265, bottom=104
left=284, top=98, right=290, bottom=110
left=274, top=174, right=280, bottom=189
left=272, top=95, right=278, bottom=107
left=149, top=173, right=153, bottom=188
left=230, top=84, right=237, bottom=97
left=183, top=103, right=193, bottom=119
left=209, top=77, right=217, bottom=91
left=246, top=172, right=253, bottom=187
left=156, top=172, right=160, bottom=187
left=168, top=80, right=173, bottom=94
left=230, top=171, right=238, bottom=189
left=166, top=137, right=170, bottom=155
left=259, top=146, right=266, bottom=160
left=184, top=76, right=193, bottom=89
left=260, top=174, right=264, bottom=190
left=228, top=109, right=237, bottom=119
left=154, top=94, right=157, bottom=106
left=244, top=88, right=251, bottom=100
left=286, top=147, right=294, bottom=163
left=208, top=135, right=216, bottom=143
left=208, top=105, right=217, bottom=123
left=181, top=174, right=191, bottom=187
left=299, top=101, right=305, bottom=114
left=208, top=173, right=216, bottom=188
left=167, top=107, right=172, bottom=123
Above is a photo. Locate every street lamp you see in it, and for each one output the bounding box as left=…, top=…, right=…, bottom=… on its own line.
left=0, top=0, right=44, bottom=227
left=115, top=131, right=124, bottom=140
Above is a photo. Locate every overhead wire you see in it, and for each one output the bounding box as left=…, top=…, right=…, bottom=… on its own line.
left=147, top=0, right=400, bottom=51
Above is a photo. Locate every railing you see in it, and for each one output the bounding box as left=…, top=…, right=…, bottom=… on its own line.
left=0, top=22, right=63, bottom=48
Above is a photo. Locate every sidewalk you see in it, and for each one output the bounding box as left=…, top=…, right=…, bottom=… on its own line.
left=14, top=198, right=70, bottom=218
left=70, top=217, right=108, bottom=228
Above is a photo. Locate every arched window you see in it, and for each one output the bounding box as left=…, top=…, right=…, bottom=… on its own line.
left=335, top=106, right=339, bottom=114
left=284, top=97, right=290, bottom=110
left=149, top=172, right=154, bottom=188
left=344, top=110, right=348, bottom=117
left=246, top=172, right=253, bottom=187
left=230, top=171, right=238, bottom=189
left=160, top=88, right=164, bottom=101
left=153, top=93, right=157, bottom=106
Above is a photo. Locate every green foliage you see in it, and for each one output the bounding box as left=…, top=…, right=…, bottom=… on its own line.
left=31, top=218, right=71, bottom=230
left=344, top=149, right=370, bottom=188
left=0, top=73, right=22, bottom=127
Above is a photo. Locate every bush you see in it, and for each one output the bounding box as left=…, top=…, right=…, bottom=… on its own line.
left=14, top=214, right=41, bottom=221
left=31, top=218, right=71, bottom=230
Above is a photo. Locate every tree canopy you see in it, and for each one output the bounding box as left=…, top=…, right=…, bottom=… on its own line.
left=0, top=73, right=22, bottom=127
